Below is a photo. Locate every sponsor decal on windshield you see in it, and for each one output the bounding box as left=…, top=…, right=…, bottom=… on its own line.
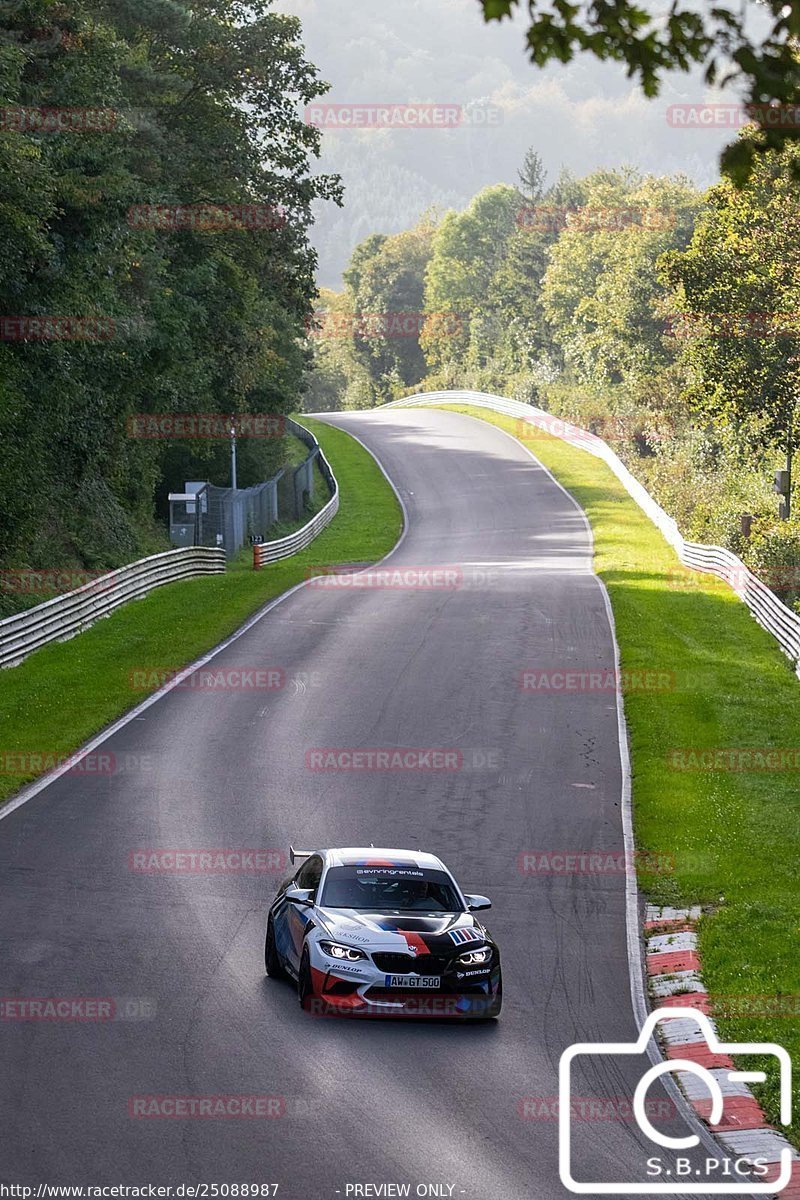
left=355, top=867, right=424, bottom=878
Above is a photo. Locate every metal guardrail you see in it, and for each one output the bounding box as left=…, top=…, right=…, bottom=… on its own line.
left=285, top=416, right=319, bottom=452
left=253, top=419, right=339, bottom=568
left=386, top=390, right=800, bottom=677
left=0, top=547, right=225, bottom=669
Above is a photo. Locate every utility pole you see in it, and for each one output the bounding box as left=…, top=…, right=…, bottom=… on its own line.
left=775, top=376, right=797, bottom=520
left=786, top=419, right=793, bottom=521
left=230, top=418, right=238, bottom=491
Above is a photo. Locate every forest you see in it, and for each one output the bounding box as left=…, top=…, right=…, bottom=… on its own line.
left=0, top=0, right=339, bottom=603
left=305, top=143, right=800, bottom=608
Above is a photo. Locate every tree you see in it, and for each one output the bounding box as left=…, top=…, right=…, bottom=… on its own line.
left=0, top=0, right=340, bottom=570
left=661, top=142, right=800, bottom=454
left=541, top=170, right=700, bottom=387
left=302, top=289, right=369, bottom=412
left=477, top=159, right=584, bottom=377
left=518, top=148, right=546, bottom=205
left=482, top=226, right=552, bottom=373
left=422, top=184, right=520, bottom=371
left=342, top=220, right=436, bottom=400
left=478, top=0, right=800, bottom=182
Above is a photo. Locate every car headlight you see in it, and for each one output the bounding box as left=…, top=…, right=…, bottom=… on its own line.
left=319, top=940, right=366, bottom=962
left=457, top=945, right=492, bottom=965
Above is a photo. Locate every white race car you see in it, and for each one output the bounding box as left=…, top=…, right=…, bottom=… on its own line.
left=265, top=846, right=502, bottom=1018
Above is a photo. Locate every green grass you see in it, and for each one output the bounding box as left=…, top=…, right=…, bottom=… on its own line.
left=283, top=428, right=318, bottom=468
left=436, top=403, right=800, bottom=1141
left=0, top=416, right=401, bottom=804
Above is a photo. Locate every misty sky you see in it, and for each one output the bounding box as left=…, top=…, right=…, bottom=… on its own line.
left=276, top=0, right=746, bottom=287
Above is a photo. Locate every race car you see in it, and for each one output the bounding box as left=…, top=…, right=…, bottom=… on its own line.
left=264, top=846, right=502, bottom=1018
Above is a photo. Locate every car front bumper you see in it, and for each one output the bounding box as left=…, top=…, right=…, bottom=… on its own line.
left=306, top=955, right=501, bottom=1018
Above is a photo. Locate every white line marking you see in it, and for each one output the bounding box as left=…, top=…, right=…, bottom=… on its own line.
left=310, top=413, right=410, bottom=565
left=418, top=403, right=737, bottom=1166
left=0, top=419, right=407, bottom=824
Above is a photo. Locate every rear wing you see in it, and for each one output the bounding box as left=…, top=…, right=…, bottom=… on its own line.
left=289, top=846, right=314, bottom=866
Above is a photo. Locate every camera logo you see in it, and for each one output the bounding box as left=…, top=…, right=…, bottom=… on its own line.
left=559, top=1007, right=793, bottom=1193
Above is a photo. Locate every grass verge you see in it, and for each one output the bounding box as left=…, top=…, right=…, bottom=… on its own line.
left=0, top=416, right=401, bottom=805
left=437, top=403, right=800, bottom=1141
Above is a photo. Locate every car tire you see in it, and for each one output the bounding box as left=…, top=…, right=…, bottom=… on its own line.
left=298, top=946, right=314, bottom=1012
left=485, top=968, right=503, bottom=1018
left=265, top=914, right=287, bottom=979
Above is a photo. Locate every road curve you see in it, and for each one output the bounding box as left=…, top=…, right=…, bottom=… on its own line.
left=0, top=408, right=719, bottom=1197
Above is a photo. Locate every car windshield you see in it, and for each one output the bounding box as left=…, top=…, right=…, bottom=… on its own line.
left=320, top=865, right=464, bottom=912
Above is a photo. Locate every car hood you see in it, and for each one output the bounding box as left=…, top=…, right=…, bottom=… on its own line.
left=314, top=908, right=489, bottom=953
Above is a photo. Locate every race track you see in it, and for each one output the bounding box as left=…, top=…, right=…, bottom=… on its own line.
left=0, top=408, right=722, bottom=1197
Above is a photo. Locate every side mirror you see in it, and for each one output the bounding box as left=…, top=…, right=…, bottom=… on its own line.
left=464, top=894, right=491, bottom=912
left=285, top=885, right=314, bottom=907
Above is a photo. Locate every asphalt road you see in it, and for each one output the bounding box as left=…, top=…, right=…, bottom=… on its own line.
left=0, top=408, right=724, bottom=1197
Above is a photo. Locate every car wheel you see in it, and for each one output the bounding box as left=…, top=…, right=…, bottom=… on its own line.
left=298, top=946, right=315, bottom=1011
left=265, top=914, right=287, bottom=979
left=486, top=968, right=503, bottom=1018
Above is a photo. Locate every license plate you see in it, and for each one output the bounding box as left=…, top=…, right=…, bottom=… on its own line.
left=384, top=974, right=441, bottom=989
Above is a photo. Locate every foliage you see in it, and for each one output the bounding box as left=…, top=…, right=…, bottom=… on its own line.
left=421, top=184, right=521, bottom=371
left=661, top=142, right=800, bottom=449
left=746, top=519, right=800, bottom=610
left=541, top=169, right=701, bottom=387
left=0, top=0, right=340, bottom=571
left=517, top=148, right=546, bottom=205
left=311, top=138, right=800, bottom=597
left=343, top=219, right=436, bottom=401
left=478, top=0, right=800, bottom=183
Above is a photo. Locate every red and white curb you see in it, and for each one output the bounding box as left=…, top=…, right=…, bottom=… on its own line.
left=645, top=905, right=799, bottom=1197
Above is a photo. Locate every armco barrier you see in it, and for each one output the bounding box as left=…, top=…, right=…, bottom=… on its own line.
left=0, top=547, right=225, bottom=669
left=253, top=419, right=339, bottom=568
left=386, top=390, right=800, bottom=677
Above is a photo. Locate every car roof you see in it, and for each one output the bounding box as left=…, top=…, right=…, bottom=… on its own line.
left=323, top=847, right=446, bottom=870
